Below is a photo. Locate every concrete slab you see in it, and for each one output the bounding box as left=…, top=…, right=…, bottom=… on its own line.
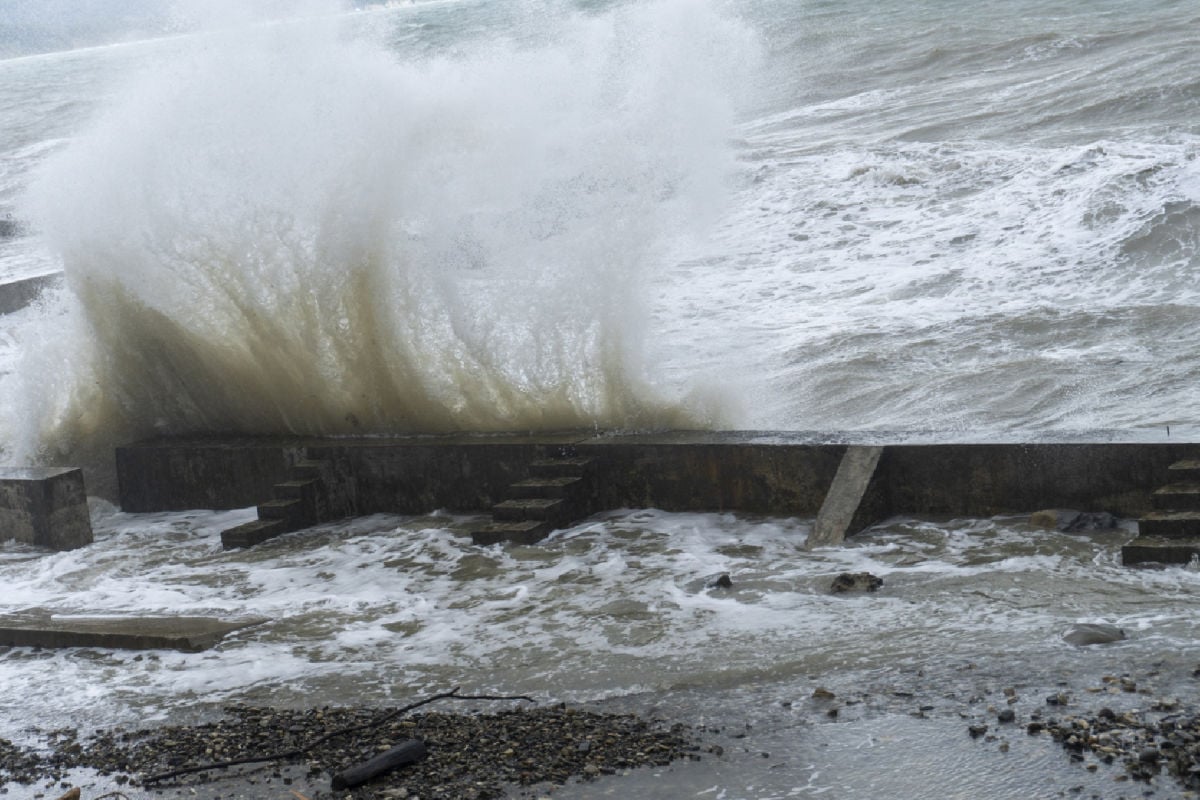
left=0, top=272, right=60, bottom=315
left=0, top=612, right=268, bottom=652
left=0, top=466, right=93, bottom=550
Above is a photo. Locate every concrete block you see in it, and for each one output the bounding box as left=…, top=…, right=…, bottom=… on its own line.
left=221, top=518, right=287, bottom=549
left=0, top=611, right=267, bottom=652
left=0, top=467, right=92, bottom=550
left=0, top=273, right=60, bottom=315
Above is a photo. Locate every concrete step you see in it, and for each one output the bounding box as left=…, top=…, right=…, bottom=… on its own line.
left=276, top=478, right=327, bottom=521
left=508, top=476, right=583, bottom=499
left=1168, top=459, right=1200, bottom=476
left=221, top=518, right=287, bottom=549
left=257, top=498, right=311, bottom=529
left=1138, top=510, right=1200, bottom=538
left=1122, top=535, right=1200, bottom=567
left=492, top=497, right=568, bottom=522
left=529, top=457, right=596, bottom=478
left=472, top=520, right=553, bottom=546
left=1152, top=482, right=1200, bottom=511
left=291, top=459, right=330, bottom=482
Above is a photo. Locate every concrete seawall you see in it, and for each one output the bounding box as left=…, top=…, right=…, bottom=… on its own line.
left=115, top=432, right=1198, bottom=522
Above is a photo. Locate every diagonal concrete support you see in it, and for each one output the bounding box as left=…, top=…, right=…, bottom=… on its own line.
left=806, top=446, right=886, bottom=549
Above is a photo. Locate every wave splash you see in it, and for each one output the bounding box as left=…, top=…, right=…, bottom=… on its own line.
left=10, top=0, right=753, bottom=468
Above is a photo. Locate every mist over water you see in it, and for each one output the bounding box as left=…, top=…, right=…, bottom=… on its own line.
left=5, top=0, right=752, bottom=469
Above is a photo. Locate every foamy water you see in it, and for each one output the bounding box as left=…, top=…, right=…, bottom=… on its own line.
left=0, top=505, right=1191, bottom=725
left=4, top=508, right=1200, bottom=797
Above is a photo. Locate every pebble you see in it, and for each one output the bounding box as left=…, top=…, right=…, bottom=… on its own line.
left=0, top=704, right=703, bottom=799
left=966, top=680, right=1200, bottom=794
left=704, top=573, right=733, bottom=590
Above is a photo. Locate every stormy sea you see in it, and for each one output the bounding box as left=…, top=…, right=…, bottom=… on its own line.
left=1, top=0, right=1200, bottom=797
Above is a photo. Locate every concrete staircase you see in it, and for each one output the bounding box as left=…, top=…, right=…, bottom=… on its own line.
left=1123, top=459, right=1200, bottom=566
left=220, top=459, right=344, bottom=549
left=471, top=454, right=600, bottom=546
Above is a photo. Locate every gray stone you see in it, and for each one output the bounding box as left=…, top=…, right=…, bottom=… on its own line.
left=704, top=572, right=733, bottom=589
left=1062, top=623, right=1126, bottom=646
left=0, top=467, right=92, bottom=550
left=830, top=572, right=883, bottom=593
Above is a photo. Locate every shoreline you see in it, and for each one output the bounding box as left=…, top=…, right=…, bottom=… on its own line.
left=2, top=701, right=710, bottom=800
left=8, top=673, right=1200, bottom=799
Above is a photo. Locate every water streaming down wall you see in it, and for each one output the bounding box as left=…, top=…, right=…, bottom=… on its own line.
left=3, top=0, right=756, bottom=477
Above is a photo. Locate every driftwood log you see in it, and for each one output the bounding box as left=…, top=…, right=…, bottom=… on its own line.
left=331, top=739, right=428, bottom=790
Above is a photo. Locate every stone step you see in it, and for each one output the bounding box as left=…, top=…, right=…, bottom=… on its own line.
left=257, top=498, right=311, bottom=529
left=471, top=520, right=553, bottom=546
left=276, top=478, right=327, bottom=521
left=529, top=457, right=596, bottom=478
left=1122, top=535, right=1200, bottom=567
left=1138, top=510, right=1200, bottom=538
left=508, top=476, right=584, bottom=500
left=221, top=518, right=287, bottom=549
left=291, top=459, right=330, bottom=481
left=492, top=497, right=568, bottom=522
left=1168, top=459, right=1200, bottom=475
left=1152, top=482, right=1200, bottom=511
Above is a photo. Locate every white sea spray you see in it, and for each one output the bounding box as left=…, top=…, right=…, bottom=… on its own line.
left=5, top=0, right=755, bottom=475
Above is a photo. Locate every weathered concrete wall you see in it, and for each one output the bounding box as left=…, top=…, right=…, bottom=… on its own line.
left=575, top=433, right=846, bottom=514
left=115, top=433, right=1199, bottom=520
left=305, top=434, right=587, bottom=514
left=0, top=467, right=93, bottom=549
left=115, top=437, right=298, bottom=512
left=878, top=443, right=1195, bottom=518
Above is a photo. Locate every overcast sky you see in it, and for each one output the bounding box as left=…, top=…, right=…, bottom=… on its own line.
left=0, top=0, right=384, bottom=58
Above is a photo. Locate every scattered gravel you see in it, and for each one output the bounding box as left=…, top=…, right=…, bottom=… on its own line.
left=0, top=703, right=709, bottom=799
left=966, top=672, right=1200, bottom=793
left=1037, top=701, right=1200, bottom=789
